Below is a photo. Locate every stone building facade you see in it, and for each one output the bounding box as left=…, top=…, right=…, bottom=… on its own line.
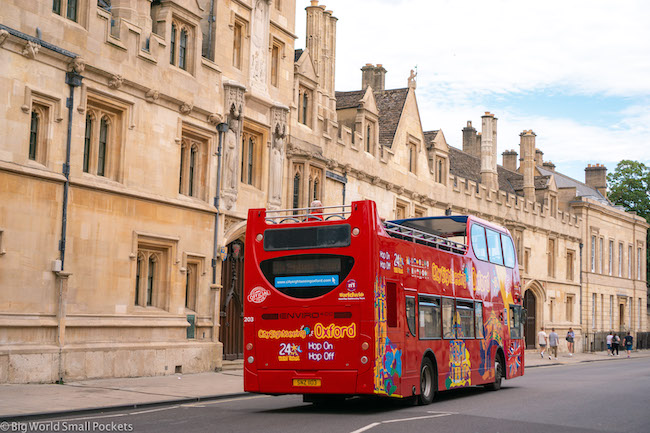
left=0, top=0, right=647, bottom=383
left=0, top=0, right=294, bottom=382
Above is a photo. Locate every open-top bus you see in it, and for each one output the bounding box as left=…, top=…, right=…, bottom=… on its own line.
left=243, top=200, right=524, bottom=404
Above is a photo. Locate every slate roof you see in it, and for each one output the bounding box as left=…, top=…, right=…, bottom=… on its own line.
left=423, top=130, right=439, bottom=146
left=448, top=146, right=523, bottom=194
left=335, top=90, right=366, bottom=110
left=335, top=88, right=409, bottom=147
left=537, top=166, right=611, bottom=206
left=98, top=0, right=111, bottom=10
left=294, top=49, right=303, bottom=63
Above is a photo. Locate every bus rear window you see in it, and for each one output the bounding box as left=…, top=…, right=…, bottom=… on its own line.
left=260, top=254, right=354, bottom=299
left=263, top=225, right=351, bottom=251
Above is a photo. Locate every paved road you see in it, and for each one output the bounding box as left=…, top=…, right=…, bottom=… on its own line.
left=14, top=358, right=650, bottom=433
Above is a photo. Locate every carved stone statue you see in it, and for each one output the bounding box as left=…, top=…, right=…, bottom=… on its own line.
left=408, top=69, right=417, bottom=89
left=223, top=117, right=240, bottom=191
left=269, top=123, right=286, bottom=203
left=250, top=0, right=269, bottom=92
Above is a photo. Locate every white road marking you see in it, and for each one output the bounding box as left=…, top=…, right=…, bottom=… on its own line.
left=349, top=422, right=382, bottom=433
left=350, top=412, right=453, bottom=433
left=129, top=406, right=179, bottom=415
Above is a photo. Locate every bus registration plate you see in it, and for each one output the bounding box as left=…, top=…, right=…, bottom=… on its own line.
left=293, top=378, right=321, bottom=387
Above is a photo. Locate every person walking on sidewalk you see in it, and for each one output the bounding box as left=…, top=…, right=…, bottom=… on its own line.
left=624, top=332, right=634, bottom=358
left=606, top=331, right=614, bottom=356
left=549, top=328, right=559, bottom=360
left=566, top=327, right=575, bottom=356
left=612, top=333, right=620, bottom=356
left=538, top=327, right=548, bottom=358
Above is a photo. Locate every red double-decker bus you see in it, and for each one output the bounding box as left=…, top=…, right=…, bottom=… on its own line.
left=243, top=200, right=524, bottom=404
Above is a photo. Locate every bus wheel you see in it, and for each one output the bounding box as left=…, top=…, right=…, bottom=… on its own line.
left=485, top=358, right=502, bottom=391
left=418, top=358, right=435, bottom=405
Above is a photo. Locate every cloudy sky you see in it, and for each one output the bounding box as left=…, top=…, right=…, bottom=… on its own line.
left=295, top=0, right=650, bottom=182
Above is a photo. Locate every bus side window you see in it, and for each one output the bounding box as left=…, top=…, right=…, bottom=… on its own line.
left=485, top=228, right=504, bottom=266
left=475, top=302, right=484, bottom=338
left=509, top=305, right=521, bottom=339
left=456, top=300, right=475, bottom=338
left=418, top=296, right=441, bottom=339
left=501, top=234, right=516, bottom=268
left=470, top=224, right=488, bottom=261
left=405, top=296, right=416, bottom=336
left=386, top=281, right=397, bottom=328
left=442, top=297, right=455, bottom=339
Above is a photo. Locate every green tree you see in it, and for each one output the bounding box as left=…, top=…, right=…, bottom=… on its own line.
left=607, top=160, right=650, bottom=284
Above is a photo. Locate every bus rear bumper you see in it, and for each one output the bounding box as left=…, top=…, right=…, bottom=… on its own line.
left=251, top=370, right=360, bottom=395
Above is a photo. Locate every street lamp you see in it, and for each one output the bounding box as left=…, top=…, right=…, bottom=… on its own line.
left=212, top=122, right=230, bottom=285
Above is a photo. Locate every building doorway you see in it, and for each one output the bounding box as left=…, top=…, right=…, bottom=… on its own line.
left=619, top=302, right=625, bottom=332
left=219, top=239, right=245, bottom=360
left=524, top=289, right=537, bottom=349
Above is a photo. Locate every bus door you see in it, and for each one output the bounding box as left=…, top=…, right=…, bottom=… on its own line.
left=403, top=289, right=419, bottom=393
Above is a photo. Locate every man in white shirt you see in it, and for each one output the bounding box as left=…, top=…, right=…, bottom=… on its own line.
left=538, top=328, right=548, bottom=358
left=606, top=331, right=614, bottom=356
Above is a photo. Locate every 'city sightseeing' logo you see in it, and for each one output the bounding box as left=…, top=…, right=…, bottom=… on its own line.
left=248, top=286, right=271, bottom=304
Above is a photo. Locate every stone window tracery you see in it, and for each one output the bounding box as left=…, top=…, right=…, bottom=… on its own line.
left=135, top=250, right=163, bottom=307
left=53, top=0, right=79, bottom=23
left=134, top=234, right=176, bottom=311
left=233, top=21, right=244, bottom=69
left=84, top=95, right=125, bottom=181
left=27, top=104, right=50, bottom=165
left=179, top=127, right=211, bottom=201
left=240, top=129, right=262, bottom=188
left=298, top=86, right=312, bottom=127
left=292, top=164, right=303, bottom=210
left=309, top=167, right=322, bottom=203
left=170, top=19, right=193, bottom=72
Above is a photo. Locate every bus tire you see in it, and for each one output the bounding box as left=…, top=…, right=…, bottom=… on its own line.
left=417, top=358, right=436, bottom=405
left=484, top=357, right=502, bottom=391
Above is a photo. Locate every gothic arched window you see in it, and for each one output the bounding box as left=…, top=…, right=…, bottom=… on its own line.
left=98, top=116, right=109, bottom=176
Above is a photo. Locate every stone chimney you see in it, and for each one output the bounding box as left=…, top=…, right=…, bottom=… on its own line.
left=520, top=130, right=536, bottom=202
left=542, top=161, right=556, bottom=172
left=502, top=149, right=518, bottom=172
left=480, top=112, right=498, bottom=191
left=306, top=1, right=338, bottom=95
left=535, top=148, right=544, bottom=166
left=585, top=163, right=608, bottom=197
left=462, top=121, right=480, bottom=158
left=361, top=64, right=387, bottom=92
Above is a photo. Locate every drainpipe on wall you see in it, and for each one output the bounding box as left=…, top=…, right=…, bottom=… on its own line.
left=60, top=71, right=83, bottom=270
left=212, top=122, right=229, bottom=285
left=55, top=71, right=82, bottom=384
left=211, top=122, right=229, bottom=346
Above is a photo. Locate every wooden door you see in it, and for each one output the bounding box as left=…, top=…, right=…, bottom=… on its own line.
left=523, top=290, right=536, bottom=349
left=219, top=240, right=245, bottom=360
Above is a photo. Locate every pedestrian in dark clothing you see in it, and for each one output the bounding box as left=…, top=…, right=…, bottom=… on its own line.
left=624, top=332, right=634, bottom=358
left=612, top=333, right=620, bottom=356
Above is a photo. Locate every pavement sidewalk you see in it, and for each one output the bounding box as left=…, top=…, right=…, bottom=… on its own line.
left=1, top=351, right=648, bottom=420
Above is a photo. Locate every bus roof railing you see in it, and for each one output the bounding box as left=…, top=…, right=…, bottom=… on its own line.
left=383, top=221, right=467, bottom=254
left=264, top=204, right=352, bottom=224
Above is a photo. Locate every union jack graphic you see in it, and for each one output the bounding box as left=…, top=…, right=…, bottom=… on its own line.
left=507, top=342, right=523, bottom=377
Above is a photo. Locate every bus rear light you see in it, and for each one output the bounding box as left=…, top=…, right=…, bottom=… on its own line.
left=361, top=342, right=369, bottom=350
left=360, top=356, right=368, bottom=364
left=246, top=343, right=253, bottom=351
left=256, top=234, right=263, bottom=242
left=247, top=356, right=254, bottom=364
left=352, top=227, right=360, bottom=236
